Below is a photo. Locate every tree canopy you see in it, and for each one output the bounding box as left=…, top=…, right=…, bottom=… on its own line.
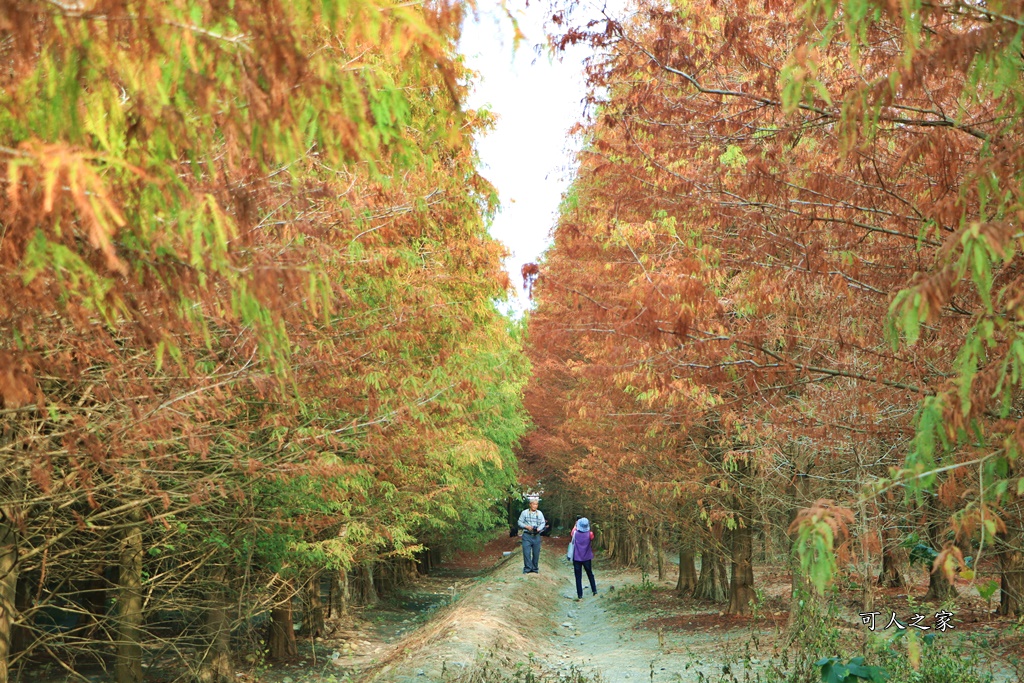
left=527, top=0, right=1024, bottom=620
left=0, top=1, right=527, bottom=680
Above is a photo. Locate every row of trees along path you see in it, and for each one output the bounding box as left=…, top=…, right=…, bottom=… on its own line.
left=0, top=1, right=529, bottom=682
left=525, top=0, right=1024, bottom=627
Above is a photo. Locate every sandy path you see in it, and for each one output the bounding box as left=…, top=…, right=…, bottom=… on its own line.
left=365, top=547, right=564, bottom=682
left=368, top=541, right=761, bottom=682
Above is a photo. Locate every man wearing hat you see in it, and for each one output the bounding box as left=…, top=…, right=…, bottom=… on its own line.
left=517, top=496, right=546, bottom=574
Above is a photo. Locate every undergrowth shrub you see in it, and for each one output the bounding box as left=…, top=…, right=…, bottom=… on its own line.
left=872, top=632, right=994, bottom=683
left=753, top=610, right=994, bottom=683
left=603, top=581, right=660, bottom=615
left=442, top=658, right=602, bottom=683
left=758, top=593, right=846, bottom=683
left=612, top=581, right=656, bottom=600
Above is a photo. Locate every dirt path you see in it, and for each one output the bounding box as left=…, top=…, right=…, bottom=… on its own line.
left=362, top=545, right=561, bottom=682
left=367, top=541, right=766, bottom=683
left=542, top=556, right=766, bottom=683
left=364, top=541, right=1018, bottom=683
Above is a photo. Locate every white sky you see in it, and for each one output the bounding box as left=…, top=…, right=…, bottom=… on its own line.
left=458, top=1, right=598, bottom=312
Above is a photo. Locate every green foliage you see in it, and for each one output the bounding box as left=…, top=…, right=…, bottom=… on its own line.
left=719, top=145, right=748, bottom=169
left=815, top=657, right=888, bottom=683
left=907, top=543, right=939, bottom=568
left=692, top=618, right=995, bottom=683
left=875, top=634, right=994, bottom=683
left=977, top=579, right=999, bottom=602
left=792, top=524, right=837, bottom=595
left=790, top=503, right=852, bottom=595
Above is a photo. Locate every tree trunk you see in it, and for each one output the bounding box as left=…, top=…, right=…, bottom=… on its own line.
left=372, top=560, right=388, bottom=598
left=855, top=466, right=875, bottom=613
left=639, top=529, right=653, bottom=580
left=693, top=548, right=729, bottom=602
left=329, top=570, right=348, bottom=618
left=727, top=523, right=755, bottom=615
left=506, top=497, right=518, bottom=537
left=861, top=571, right=875, bottom=612
left=676, top=547, right=697, bottom=595
left=266, top=585, right=297, bottom=661
left=415, top=549, right=431, bottom=576
left=877, top=548, right=906, bottom=587
left=11, top=573, right=30, bottom=656
left=303, top=572, right=325, bottom=639
left=997, top=517, right=1024, bottom=617
left=627, top=531, right=640, bottom=567
left=998, top=554, right=1024, bottom=617
left=922, top=512, right=957, bottom=602
left=615, top=528, right=627, bottom=562
left=656, top=525, right=665, bottom=581
left=0, top=522, right=17, bottom=683
left=75, top=565, right=109, bottom=638
left=603, top=527, right=617, bottom=560
left=349, top=562, right=377, bottom=607
left=380, top=560, right=415, bottom=595
left=923, top=563, right=958, bottom=601
left=875, top=513, right=906, bottom=587
left=115, top=515, right=144, bottom=683
left=197, top=573, right=234, bottom=683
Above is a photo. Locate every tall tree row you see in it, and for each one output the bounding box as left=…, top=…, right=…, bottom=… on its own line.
left=0, top=1, right=527, bottom=680
left=527, top=0, right=1024, bottom=619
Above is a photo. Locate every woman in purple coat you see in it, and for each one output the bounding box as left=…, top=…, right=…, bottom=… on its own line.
left=569, top=518, right=598, bottom=601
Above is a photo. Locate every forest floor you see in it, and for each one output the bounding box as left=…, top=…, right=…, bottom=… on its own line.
left=248, top=535, right=1023, bottom=683
left=30, top=535, right=1021, bottom=682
